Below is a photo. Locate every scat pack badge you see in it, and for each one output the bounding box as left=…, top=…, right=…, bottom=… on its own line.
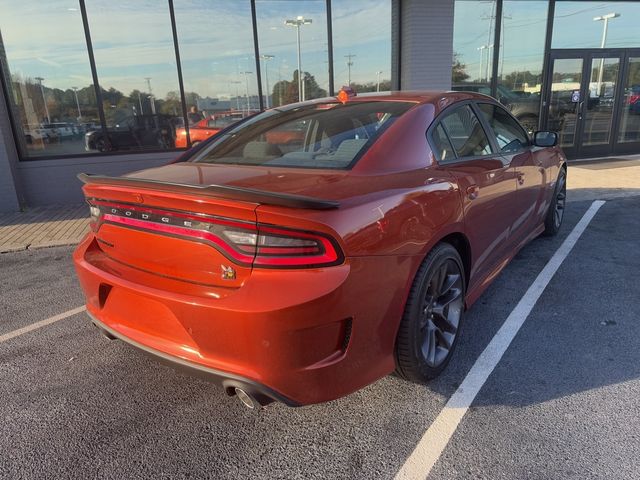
left=221, top=264, right=236, bottom=280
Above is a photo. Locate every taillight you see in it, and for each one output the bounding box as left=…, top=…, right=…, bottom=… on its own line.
left=629, top=95, right=640, bottom=105
left=86, top=200, right=343, bottom=268
left=222, top=225, right=341, bottom=267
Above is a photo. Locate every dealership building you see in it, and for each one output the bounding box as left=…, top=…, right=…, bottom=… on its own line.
left=1, top=0, right=639, bottom=212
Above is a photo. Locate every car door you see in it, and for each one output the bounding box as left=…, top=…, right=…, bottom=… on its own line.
left=476, top=102, right=546, bottom=243
left=430, top=103, right=519, bottom=286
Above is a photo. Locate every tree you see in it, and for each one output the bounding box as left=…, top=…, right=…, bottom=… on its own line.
left=452, top=52, right=469, bottom=83
left=271, top=70, right=327, bottom=106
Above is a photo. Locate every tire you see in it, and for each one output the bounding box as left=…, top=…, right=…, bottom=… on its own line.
left=95, top=138, right=109, bottom=152
left=542, top=168, right=567, bottom=237
left=395, top=243, right=466, bottom=383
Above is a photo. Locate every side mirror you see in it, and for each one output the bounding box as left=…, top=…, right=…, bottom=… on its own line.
left=533, top=131, right=558, bottom=147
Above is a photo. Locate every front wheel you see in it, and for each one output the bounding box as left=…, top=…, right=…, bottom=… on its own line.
left=395, top=243, right=465, bottom=383
left=543, top=168, right=567, bottom=236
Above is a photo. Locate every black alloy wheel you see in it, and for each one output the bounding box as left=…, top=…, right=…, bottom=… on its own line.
left=543, top=168, right=566, bottom=236
left=396, top=243, right=465, bottom=382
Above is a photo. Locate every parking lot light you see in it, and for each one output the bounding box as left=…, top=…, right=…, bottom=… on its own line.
left=285, top=16, right=312, bottom=102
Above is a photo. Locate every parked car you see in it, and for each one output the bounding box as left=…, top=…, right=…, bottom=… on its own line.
left=74, top=90, right=566, bottom=408
left=626, top=85, right=640, bottom=114
left=42, top=122, right=75, bottom=140
left=85, top=114, right=176, bottom=152
left=452, top=83, right=570, bottom=133
left=175, top=111, right=246, bottom=148
left=24, top=125, right=56, bottom=144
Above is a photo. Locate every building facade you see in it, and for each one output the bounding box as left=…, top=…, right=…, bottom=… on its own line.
left=1, top=0, right=639, bottom=211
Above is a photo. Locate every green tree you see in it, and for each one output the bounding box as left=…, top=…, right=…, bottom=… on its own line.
left=452, top=52, right=469, bottom=83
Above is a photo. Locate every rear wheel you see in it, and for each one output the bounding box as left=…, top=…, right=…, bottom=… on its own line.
left=395, top=243, right=465, bottom=383
left=543, top=168, right=566, bottom=236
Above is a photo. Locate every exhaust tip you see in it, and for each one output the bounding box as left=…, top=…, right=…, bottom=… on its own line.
left=234, top=387, right=257, bottom=409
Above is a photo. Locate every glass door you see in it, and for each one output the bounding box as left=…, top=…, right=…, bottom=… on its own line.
left=543, top=50, right=625, bottom=159
left=614, top=52, right=640, bottom=154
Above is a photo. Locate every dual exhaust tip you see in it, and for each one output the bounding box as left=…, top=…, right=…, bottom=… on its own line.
left=92, top=322, right=272, bottom=410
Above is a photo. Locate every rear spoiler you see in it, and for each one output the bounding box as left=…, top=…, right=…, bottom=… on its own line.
left=77, top=173, right=340, bottom=210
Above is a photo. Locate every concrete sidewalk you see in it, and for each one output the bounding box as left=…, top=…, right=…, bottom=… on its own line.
left=0, top=156, right=638, bottom=254
left=0, top=204, right=89, bottom=253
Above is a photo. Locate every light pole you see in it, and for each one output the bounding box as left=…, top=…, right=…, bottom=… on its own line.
left=261, top=54, right=275, bottom=108
left=34, top=77, right=50, bottom=124
left=71, top=87, right=82, bottom=121
left=376, top=71, right=383, bottom=92
left=230, top=80, right=242, bottom=111
left=593, top=13, right=620, bottom=95
left=345, top=53, right=356, bottom=85
left=241, top=71, right=252, bottom=116
left=476, top=44, right=493, bottom=82
left=285, top=16, right=312, bottom=102
left=144, top=77, right=156, bottom=114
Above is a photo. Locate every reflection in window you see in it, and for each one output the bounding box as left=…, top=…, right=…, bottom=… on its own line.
left=0, top=1, right=98, bottom=158
left=441, top=105, right=493, bottom=157
left=173, top=0, right=257, bottom=148
left=331, top=0, right=391, bottom=93
left=256, top=0, right=329, bottom=107
left=85, top=0, right=183, bottom=152
left=618, top=57, right=640, bottom=144
left=553, top=2, right=640, bottom=49
left=451, top=0, right=497, bottom=88
left=497, top=1, right=548, bottom=133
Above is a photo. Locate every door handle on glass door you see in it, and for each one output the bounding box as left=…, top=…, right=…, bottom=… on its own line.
left=466, top=185, right=479, bottom=200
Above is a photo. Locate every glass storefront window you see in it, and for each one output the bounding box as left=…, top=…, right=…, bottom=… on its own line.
left=0, top=1, right=99, bottom=158
left=173, top=0, right=257, bottom=148
left=85, top=0, right=183, bottom=153
left=553, top=2, right=640, bottom=49
left=331, top=0, right=391, bottom=93
left=619, top=57, right=640, bottom=144
left=256, top=0, right=329, bottom=107
left=497, top=1, right=548, bottom=133
left=452, top=0, right=497, bottom=90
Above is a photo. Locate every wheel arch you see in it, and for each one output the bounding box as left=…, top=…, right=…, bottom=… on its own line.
left=436, top=232, right=472, bottom=291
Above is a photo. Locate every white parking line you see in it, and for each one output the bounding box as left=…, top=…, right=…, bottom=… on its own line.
left=0, top=306, right=86, bottom=344
left=395, top=200, right=606, bottom=480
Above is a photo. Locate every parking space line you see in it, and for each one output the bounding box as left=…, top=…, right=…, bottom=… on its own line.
left=0, top=306, right=86, bottom=344
left=395, top=200, right=606, bottom=480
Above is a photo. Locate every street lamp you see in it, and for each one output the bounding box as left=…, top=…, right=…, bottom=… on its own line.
left=260, top=54, right=275, bottom=108
left=285, top=16, right=312, bottom=101
left=34, top=76, right=51, bottom=124
left=593, top=13, right=620, bottom=95
left=476, top=44, right=493, bottom=82
left=71, top=87, right=82, bottom=121
left=376, top=71, right=383, bottom=92
left=144, top=77, right=156, bottom=114
left=230, top=80, right=242, bottom=111
left=240, top=71, right=252, bottom=116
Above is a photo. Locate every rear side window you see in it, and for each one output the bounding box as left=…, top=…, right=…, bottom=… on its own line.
left=439, top=105, right=493, bottom=158
left=431, top=124, right=456, bottom=162
left=477, top=103, right=529, bottom=153
left=192, top=101, right=414, bottom=169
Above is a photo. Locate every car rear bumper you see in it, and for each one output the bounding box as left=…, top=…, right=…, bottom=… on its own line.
left=73, top=234, right=418, bottom=405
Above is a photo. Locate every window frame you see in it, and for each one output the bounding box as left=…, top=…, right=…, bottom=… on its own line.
left=475, top=101, right=532, bottom=154
left=427, top=100, right=501, bottom=165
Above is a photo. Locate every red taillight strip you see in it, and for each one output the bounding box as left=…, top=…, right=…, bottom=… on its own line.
left=102, top=214, right=255, bottom=265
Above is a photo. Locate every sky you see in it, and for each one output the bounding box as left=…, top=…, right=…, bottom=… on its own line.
left=0, top=0, right=391, bottom=100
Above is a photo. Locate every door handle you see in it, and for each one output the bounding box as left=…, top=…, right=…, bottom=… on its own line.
left=578, top=101, right=584, bottom=120
left=517, top=172, right=525, bottom=185
left=466, top=185, right=479, bottom=200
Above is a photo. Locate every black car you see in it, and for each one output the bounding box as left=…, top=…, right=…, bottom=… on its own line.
left=452, top=83, right=570, bottom=133
left=85, top=114, right=176, bottom=152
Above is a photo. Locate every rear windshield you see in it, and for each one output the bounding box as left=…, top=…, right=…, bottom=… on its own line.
left=191, top=101, right=414, bottom=169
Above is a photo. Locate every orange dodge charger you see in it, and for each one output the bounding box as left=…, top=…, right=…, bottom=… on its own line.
left=74, top=90, right=566, bottom=408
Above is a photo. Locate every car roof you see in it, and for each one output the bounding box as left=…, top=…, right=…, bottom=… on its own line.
left=291, top=90, right=496, bottom=108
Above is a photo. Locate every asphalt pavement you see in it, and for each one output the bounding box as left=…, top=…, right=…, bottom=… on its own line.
left=0, top=197, right=638, bottom=479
